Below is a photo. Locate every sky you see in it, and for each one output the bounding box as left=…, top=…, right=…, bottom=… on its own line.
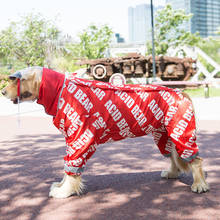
left=0, top=0, right=165, bottom=41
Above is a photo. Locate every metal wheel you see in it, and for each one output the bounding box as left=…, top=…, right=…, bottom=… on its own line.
left=92, top=64, right=107, bottom=79
left=109, top=73, right=126, bottom=86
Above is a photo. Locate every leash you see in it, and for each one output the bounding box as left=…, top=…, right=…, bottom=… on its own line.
left=9, top=71, right=22, bottom=128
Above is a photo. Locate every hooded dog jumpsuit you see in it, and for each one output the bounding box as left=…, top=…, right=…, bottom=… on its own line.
left=51, top=75, right=198, bottom=175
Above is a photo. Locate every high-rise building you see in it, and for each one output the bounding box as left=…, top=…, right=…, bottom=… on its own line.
left=115, top=33, right=125, bottom=43
left=128, top=4, right=162, bottom=43
left=166, top=0, right=220, bottom=38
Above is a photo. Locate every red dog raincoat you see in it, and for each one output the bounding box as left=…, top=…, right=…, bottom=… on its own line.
left=37, top=68, right=198, bottom=176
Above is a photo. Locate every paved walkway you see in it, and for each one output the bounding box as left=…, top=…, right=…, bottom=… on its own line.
left=1, top=96, right=220, bottom=119
left=0, top=97, right=220, bottom=220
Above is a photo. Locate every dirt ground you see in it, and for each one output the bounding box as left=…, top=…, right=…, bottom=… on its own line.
left=0, top=115, right=220, bottom=220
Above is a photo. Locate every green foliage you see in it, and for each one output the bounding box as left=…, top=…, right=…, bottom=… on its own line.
left=184, top=87, right=220, bottom=97
left=0, top=13, right=113, bottom=72
left=197, top=38, right=220, bottom=65
left=0, top=12, right=60, bottom=67
left=74, top=24, right=113, bottom=59
left=196, top=37, right=220, bottom=79
left=0, top=66, right=13, bottom=75
left=0, top=70, right=9, bottom=92
left=147, top=4, right=201, bottom=55
left=0, top=80, right=8, bottom=92
left=50, top=56, right=82, bottom=73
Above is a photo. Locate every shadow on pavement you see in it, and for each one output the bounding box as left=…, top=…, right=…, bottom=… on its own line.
left=0, top=127, right=220, bottom=220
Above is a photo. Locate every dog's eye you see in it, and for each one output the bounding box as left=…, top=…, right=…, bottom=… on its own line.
left=9, top=76, right=17, bottom=81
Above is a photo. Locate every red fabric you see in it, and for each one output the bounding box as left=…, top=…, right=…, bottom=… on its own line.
left=51, top=76, right=199, bottom=176
left=37, top=68, right=65, bottom=116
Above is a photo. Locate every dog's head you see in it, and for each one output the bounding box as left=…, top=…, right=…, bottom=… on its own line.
left=1, top=66, right=43, bottom=104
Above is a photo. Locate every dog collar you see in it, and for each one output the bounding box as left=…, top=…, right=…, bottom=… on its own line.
left=17, top=78, right=21, bottom=97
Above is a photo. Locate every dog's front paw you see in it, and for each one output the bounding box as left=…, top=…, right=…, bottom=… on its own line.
left=50, top=182, right=61, bottom=191
left=49, top=174, right=84, bottom=199
left=161, top=170, right=179, bottom=179
left=191, top=182, right=210, bottom=193
left=49, top=183, right=73, bottom=199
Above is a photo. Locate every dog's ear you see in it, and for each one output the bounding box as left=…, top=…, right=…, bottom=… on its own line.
left=9, top=72, right=22, bottom=81
left=9, top=67, right=42, bottom=81
left=9, top=70, right=30, bottom=81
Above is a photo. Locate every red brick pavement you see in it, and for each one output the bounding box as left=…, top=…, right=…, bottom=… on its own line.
left=0, top=116, right=220, bottom=220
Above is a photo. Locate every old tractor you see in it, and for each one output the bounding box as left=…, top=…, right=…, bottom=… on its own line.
left=76, top=53, right=196, bottom=82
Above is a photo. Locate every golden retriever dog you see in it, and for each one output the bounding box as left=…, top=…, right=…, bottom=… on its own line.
left=1, top=66, right=209, bottom=198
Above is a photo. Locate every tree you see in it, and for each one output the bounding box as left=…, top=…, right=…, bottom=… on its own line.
left=147, top=4, right=201, bottom=55
left=0, top=13, right=60, bottom=67
left=197, top=37, right=220, bottom=65
left=73, top=24, right=113, bottom=59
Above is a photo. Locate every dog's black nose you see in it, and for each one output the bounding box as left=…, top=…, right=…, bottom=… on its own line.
left=1, top=89, right=6, bottom=96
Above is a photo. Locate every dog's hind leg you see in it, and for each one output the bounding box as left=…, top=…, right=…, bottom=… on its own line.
left=190, top=157, right=210, bottom=193
left=161, top=146, right=180, bottom=179
left=49, top=173, right=84, bottom=199
left=172, top=148, right=209, bottom=193
left=163, top=147, right=210, bottom=193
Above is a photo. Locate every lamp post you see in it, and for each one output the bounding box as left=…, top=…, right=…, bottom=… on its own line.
left=150, top=0, right=157, bottom=82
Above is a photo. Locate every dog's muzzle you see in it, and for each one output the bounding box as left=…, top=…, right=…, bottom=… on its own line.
left=11, top=91, right=33, bottom=104
left=8, top=71, right=22, bottom=103
left=1, top=88, right=6, bottom=96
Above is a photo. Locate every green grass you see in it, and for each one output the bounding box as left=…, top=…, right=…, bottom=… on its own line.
left=184, top=87, right=220, bottom=97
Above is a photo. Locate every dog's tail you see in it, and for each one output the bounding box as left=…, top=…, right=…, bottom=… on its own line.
left=182, top=92, right=195, bottom=113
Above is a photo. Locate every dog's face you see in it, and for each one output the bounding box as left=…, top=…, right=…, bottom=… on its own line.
left=1, top=67, right=42, bottom=104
